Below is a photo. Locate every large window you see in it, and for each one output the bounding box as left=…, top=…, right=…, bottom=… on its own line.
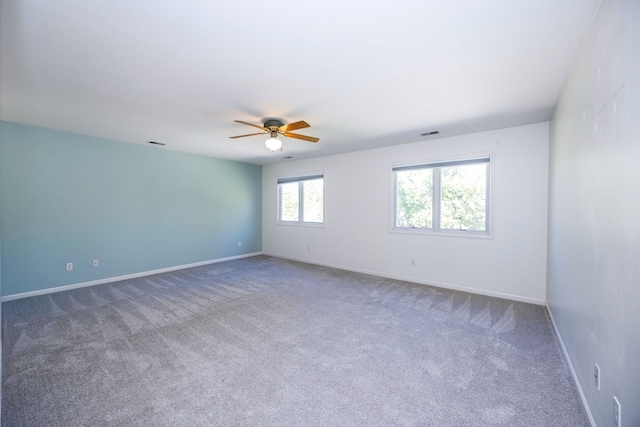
left=393, top=157, right=490, bottom=235
left=278, top=174, right=324, bottom=225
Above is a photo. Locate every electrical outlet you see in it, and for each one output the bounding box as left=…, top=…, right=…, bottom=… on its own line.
left=307, top=245, right=310, bottom=251
left=411, top=259, right=416, bottom=266
left=613, top=396, right=621, bottom=427
left=594, top=363, right=600, bottom=390
left=92, top=259, right=99, bottom=267
left=66, top=263, right=73, bottom=271
left=238, top=241, right=242, bottom=247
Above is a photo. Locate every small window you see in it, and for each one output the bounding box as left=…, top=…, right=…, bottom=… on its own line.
left=278, top=174, right=324, bottom=225
left=393, top=157, right=490, bottom=235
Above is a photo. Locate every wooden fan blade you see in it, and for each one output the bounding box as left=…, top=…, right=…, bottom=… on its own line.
left=229, top=132, right=267, bottom=139
left=282, top=132, right=319, bottom=143
left=234, top=120, right=268, bottom=131
left=280, top=120, right=310, bottom=132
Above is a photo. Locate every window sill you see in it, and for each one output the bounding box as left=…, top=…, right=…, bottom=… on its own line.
left=277, top=221, right=324, bottom=228
left=390, top=227, right=493, bottom=239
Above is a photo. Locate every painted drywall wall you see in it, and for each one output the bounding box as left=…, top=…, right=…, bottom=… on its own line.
left=0, top=121, right=262, bottom=297
left=263, top=122, right=549, bottom=303
left=547, top=0, right=640, bottom=426
left=0, top=232, right=2, bottom=425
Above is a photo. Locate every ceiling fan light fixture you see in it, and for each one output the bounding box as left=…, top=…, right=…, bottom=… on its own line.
left=230, top=119, right=318, bottom=149
left=265, top=132, right=282, bottom=151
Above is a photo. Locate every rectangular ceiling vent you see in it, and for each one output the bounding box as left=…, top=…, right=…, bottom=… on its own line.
left=147, top=141, right=166, bottom=146
left=420, top=131, right=439, bottom=137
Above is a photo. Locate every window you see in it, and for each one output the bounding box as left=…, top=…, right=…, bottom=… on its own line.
left=393, top=157, right=490, bottom=235
left=278, top=174, right=324, bottom=225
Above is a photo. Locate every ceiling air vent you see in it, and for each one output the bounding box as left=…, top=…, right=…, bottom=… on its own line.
left=147, top=141, right=166, bottom=146
left=420, top=131, right=439, bottom=137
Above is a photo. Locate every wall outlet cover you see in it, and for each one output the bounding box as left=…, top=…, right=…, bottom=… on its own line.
left=613, top=396, right=621, bottom=427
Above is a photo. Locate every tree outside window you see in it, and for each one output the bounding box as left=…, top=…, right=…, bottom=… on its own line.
left=394, top=158, right=489, bottom=234
left=278, top=175, right=324, bottom=225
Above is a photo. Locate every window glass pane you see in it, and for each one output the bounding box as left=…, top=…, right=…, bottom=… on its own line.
left=302, top=179, right=323, bottom=223
left=440, top=163, right=486, bottom=231
left=279, top=182, right=299, bottom=221
left=395, top=169, right=433, bottom=228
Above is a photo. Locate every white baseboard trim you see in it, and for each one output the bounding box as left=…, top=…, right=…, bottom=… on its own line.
left=2, top=252, right=263, bottom=302
left=546, top=303, right=596, bottom=427
left=263, top=252, right=545, bottom=306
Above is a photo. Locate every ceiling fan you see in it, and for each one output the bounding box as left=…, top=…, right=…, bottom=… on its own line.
left=230, top=119, right=319, bottom=152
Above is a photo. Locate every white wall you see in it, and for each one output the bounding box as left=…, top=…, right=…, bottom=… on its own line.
left=264, top=122, right=549, bottom=304
left=548, top=0, right=640, bottom=426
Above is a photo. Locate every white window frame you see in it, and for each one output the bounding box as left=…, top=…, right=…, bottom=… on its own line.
left=391, top=156, right=492, bottom=238
left=277, top=173, right=324, bottom=227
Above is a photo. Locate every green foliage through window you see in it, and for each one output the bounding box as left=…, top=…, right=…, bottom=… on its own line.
left=278, top=175, right=323, bottom=224
left=279, top=182, right=299, bottom=222
left=395, top=169, right=433, bottom=228
left=302, top=179, right=323, bottom=223
left=394, top=158, right=489, bottom=234
left=440, top=164, right=486, bottom=231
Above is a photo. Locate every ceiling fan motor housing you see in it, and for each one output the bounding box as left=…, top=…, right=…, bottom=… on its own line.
left=263, top=119, right=284, bottom=129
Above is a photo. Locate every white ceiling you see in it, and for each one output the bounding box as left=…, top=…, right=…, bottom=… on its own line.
left=1, top=0, right=600, bottom=165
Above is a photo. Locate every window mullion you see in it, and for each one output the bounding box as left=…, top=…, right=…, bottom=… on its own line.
left=298, top=181, right=304, bottom=223
left=433, top=168, right=441, bottom=231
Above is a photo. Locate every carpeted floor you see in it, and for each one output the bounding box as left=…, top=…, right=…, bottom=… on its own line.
left=2, top=256, right=588, bottom=426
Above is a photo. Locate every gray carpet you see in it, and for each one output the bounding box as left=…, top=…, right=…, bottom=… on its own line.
left=3, top=256, right=588, bottom=426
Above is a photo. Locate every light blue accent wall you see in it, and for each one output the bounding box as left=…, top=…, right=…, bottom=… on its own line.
left=0, top=223, right=2, bottom=419
left=0, top=121, right=262, bottom=297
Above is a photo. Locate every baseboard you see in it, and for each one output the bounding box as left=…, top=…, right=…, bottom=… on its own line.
left=2, top=252, right=263, bottom=302
left=546, top=303, right=596, bottom=427
left=263, top=252, right=545, bottom=306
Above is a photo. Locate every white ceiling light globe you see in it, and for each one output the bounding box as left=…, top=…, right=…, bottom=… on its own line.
left=265, top=137, right=282, bottom=151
